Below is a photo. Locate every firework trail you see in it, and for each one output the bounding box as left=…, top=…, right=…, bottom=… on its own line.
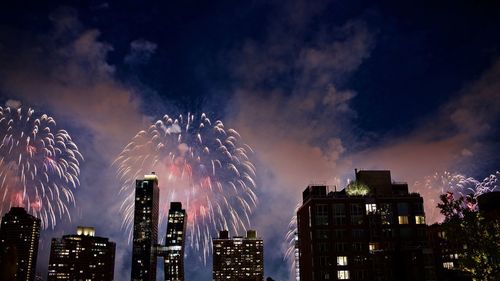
left=114, top=113, right=257, bottom=262
left=0, top=106, right=83, bottom=229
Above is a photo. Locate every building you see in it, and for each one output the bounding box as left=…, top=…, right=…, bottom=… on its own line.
left=163, top=202, right=187, bottom=281
left=47, top=226, right=116, bottom=281
left=297, top=170, right=436, bottom=281
left=131, top=173, right=160, bottom=281
left=213, top=230, right=264, bottom=281
left=0, top=207, right=41, bottom=281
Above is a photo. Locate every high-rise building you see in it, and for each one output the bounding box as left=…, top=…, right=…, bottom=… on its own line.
left=0, top=207, right=40, bottom=281
left=297, top=170, right=436, bottom=281
left=47, top=226, right=116, bottom=281
left=213, top=230, right=264, bottom=281
left=131, top=173, right=160, bottom=281
left=163, top=202, right=187, bottom=281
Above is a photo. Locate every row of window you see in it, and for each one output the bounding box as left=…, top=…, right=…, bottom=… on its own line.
left=315, top=204, right=425, bottom=226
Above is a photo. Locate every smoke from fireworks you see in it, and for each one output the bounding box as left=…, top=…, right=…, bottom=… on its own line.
left=0, top=105, right=83, bottom=228
left=114, top=113, right=257, bottom=262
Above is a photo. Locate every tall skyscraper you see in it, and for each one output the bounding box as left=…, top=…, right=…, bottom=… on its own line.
left=297, top=170, right=436, bottom=281
left=0, top=207, right=40, bottom=281
left=47, top=226, right=116, bottom=281
left=131, top=173, right=160, bottom=281
left=163, top=202, right=187, bottom=281
left=213, top=230, right=264, bottom=281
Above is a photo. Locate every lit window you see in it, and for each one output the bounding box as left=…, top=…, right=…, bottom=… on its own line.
left=369, top=242, right=378, bottom=252
left=415, top=215, right=425, bottom=224
left=337, top=270, right=350, bottom=279
left=443, top=262, right=454, bottom=269
left=398, top=216, right=409, bottom=224
left=365, top=204, right=377, bottom=214
left=337, top=256, right=348, bottom=266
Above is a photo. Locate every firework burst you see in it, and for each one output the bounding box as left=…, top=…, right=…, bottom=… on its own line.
left=413, top=171, right=499, bottom=221
left=0, top=106, right=83, bottom=228
left=114, top=113, right=257, bottom=262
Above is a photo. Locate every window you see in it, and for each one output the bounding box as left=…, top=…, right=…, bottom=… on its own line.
left=334, top=229, right=346, bottom=239
left=316, top=230, right=329, bottom=240
left=398, top=216, right=409, bottom=225
left=354, top=270, right=365, bottom=280
left=379, top=203, right=393, bottom=225
left=443, top=262, right=454, bottom=269
left=352, top=242, right=363, bottom=252
left=365, top=203, right=377, bottom=214
left=352, top=229, right=364, bottom=239
left=350, top=204, right=364, bottom=224
left=415, top=215, right=425, bottom=224
left=315, top=204, right=329, bottom=226
left=337, top=256, right=348, bottom=266
left=397, top=203, right=409, bottom=215
left=318, top=242, right=328, bottom=253
left=382, top=228, right=393, bottom=238
left=369, top=242, right=378, bottom=252
left=337, top=270, right=350, bottom=280
left=413, top=202, right=424, bottom=214
left=333, top=204, right=346, bottom=225
left=319, top=256, right=330, bottom=267
left=335, top=242, right=347, bottom=252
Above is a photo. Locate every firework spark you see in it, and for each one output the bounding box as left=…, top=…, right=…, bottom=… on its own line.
left=0, top=106, right=83, bottom=228
left=114, top=113, right=257, bottom=262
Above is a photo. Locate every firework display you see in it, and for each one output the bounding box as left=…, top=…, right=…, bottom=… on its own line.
left=413, top=171, right=499, bottom=221
left=0, top=106, right=83, bottom=229
left=114, top=113, right=257, bottom=262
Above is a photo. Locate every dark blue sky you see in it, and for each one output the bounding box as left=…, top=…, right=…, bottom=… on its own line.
left=1, top=1, right=500, bottom=280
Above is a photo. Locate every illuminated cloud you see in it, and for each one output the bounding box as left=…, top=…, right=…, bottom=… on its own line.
left=124, top=39, right=158, bottom=65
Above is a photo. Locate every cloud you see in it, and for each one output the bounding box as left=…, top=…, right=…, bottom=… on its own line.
left=0, top=7, right=147, bottom=280
left=340, top=58, right=500, bottom=223
left=225, top=3, right=375, bottom=277
left=124, top=39, right=158, bottom=65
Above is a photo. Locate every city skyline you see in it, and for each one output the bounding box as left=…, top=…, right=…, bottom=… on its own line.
left=1, top=1, right=500, bottom=280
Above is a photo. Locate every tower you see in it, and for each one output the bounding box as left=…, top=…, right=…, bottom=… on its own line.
left=131, top=173, right=160, bottom=281
left=0, top=207, right=40, bottom=281
left=164, top=202, right=187, bottom=281
left=213, top=230, right=264, bottom=281
left=47, top=226, right=115, bottom=280
left=297, top=170, right=435, bottom=281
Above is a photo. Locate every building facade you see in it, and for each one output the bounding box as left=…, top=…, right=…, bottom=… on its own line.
left=213, top=230, right=264, bottom=281
left=0, top=207, right=40, bottom=281
left=131, top=173, right=160, bottom=281
left=47, top=226, right=116, bottom=281
left=163, top=202, right=187, bottom=281
left=297, top=170, right=436, bottom=281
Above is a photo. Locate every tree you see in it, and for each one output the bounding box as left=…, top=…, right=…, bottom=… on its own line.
left=437, top=192, right=500, bottom=281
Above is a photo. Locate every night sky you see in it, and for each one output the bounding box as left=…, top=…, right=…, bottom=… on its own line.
left=1, top=1, right=500, bottom=280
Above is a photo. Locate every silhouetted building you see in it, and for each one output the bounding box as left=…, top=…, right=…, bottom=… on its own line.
left=427, top=224, right=471, bottom=281
left=477, top=191, right=500, bottom=220
left=163, top=202, right=187, bottom=281
left=213, top=230, right=264, bottom=281
left=297, top=170, right=436, bottom=281
left=47, top=226, right=115, bottom=281
left=0, top=207, right=40, bottom=281
left=131, top=173, right=160, bottom=281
